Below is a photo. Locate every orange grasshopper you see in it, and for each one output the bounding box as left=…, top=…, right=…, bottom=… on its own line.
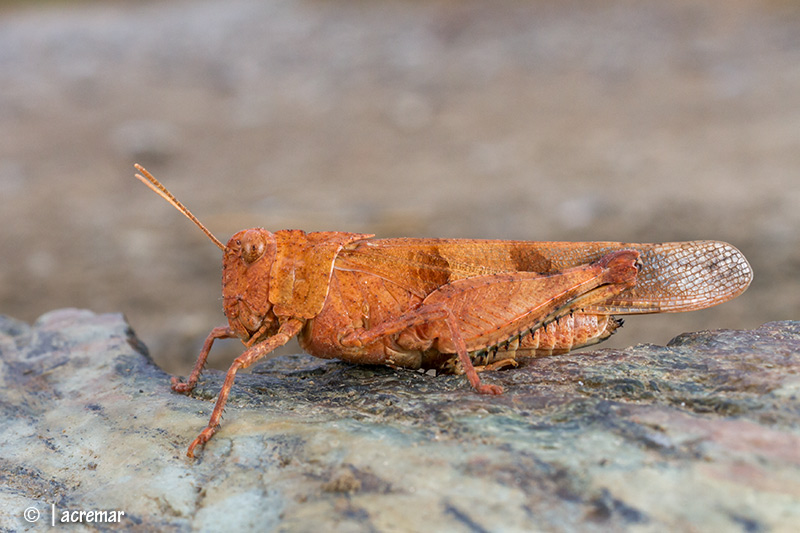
left=134, top=165, right=753, bottom=457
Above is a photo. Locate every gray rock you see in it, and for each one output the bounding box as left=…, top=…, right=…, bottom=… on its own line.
left=1, top=309, right=798, bottom=532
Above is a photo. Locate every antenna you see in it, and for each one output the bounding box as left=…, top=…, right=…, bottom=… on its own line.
left=134, top=164, right=225, bottom=251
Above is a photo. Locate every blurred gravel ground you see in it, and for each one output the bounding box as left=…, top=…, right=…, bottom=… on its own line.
left=0, top=0, right=798, bottom=374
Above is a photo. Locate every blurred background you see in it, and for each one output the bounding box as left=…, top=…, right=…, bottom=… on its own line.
left=1, top=0, right=798, bottom=374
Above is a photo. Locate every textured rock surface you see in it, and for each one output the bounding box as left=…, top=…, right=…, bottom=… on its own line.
left=1, top=309, right=799, bottom=531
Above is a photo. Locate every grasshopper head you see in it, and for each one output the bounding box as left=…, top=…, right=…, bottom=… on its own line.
left=222, top=228, right=279, bottom=341
left=133, top=165, right=283, bottom=343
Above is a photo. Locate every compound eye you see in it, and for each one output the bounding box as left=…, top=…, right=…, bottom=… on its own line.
left=240, top=229, right=266, bottom=265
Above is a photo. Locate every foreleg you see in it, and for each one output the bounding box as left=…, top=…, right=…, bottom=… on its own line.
left=186, top=318, right=303, bottom=458
left=171, top=326, right=236, bottom=394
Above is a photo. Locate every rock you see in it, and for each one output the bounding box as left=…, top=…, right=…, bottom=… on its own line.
left=1, top=309, right=798, bottom=531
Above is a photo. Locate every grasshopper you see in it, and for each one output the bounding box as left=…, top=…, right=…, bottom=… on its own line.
left=134, top=165, right=753, bottom=457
